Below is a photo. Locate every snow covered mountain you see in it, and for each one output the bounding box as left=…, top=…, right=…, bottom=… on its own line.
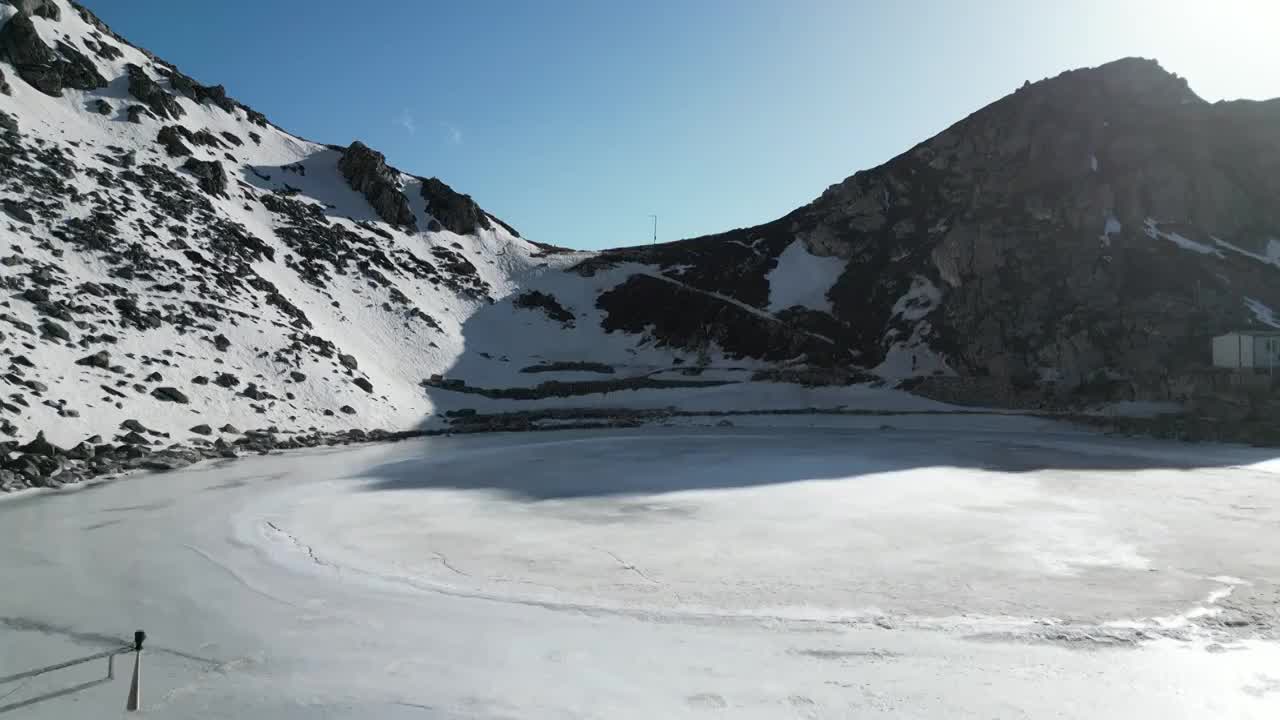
left=2, top=0, right=1278, bottom=477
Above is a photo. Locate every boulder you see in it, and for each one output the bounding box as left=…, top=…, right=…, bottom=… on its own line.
left=289, top=370, right=306, bottom=382
left=339, top=405, right=357, bottom=415
left=189, top=424, right=213, bottom=435
left=39, top=319, right=70, bottom=342
left=214, top=372, right=239, bottom=388
left=76, top=350, right=110, bottom=368
left=2, top=200, right=33, bottom=224
left=93, top=98, right=112, bottom=116
left=352, top=377, right=373, bottom=393
left=151, top=386, right=190, bottom=403
left=218, top=423, right=239, bottom=434
left=338, top=353, right=358, bottom=370
left=119, top=431, right=151, bottom=445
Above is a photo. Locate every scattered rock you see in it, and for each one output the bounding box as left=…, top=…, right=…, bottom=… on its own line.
left=192, top=375, right=210, bottom=385
left=338, top=353, right=358, bottom=370
left=218, top=423, right=239, bottom=434
left=352, top=377, right=373, bottom=393
left=93, top=98, right=112, bottom=116
left=213, top=334, right=231, bottom=351
left=289, top=370, right=306, bottom=382
left=214, top=372, right=239, bottom=388
left=339, top=405, right=356, bottom=415
left=189, top=424, right=213, bottom=435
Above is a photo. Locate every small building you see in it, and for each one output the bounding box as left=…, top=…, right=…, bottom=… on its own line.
left=1213, top=331, right=1280, bottom=370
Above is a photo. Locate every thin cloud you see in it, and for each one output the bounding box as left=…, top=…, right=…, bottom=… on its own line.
left=396, top=110, right=416, bottom=135
left=441, top=122, right=462, bottom=145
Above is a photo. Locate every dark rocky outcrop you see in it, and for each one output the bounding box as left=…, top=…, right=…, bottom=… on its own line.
left=157, top=67, right=236, bottom=113
left=12, top=0, right=61, bottom=20
left=181, top=158, right=228, bottom=198
left=337, top=141, right=415, bottom=227
left=126, top=64, right=184, bottom=120
left=126, top=104, right=151, bottom=124
left=0, top=10, right=108, bottom=97
left=156, top=125, right=191, bottom=156
left=93, top=99, right=111, bottom=115
left=513, top=290, right=575, bottom=326
left=419, top=176, right=491, bottom=235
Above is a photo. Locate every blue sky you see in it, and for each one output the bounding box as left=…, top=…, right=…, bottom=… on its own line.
left=87, top=0, right=1278, bottom=249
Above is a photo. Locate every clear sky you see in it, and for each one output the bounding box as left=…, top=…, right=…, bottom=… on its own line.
left=86, top=0, right=1279, bottom=250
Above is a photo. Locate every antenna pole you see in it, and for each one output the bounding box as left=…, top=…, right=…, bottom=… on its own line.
left=649, top=214, right=657, bottom=245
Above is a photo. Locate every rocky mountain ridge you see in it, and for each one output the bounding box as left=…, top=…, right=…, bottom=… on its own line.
left=2, top=0, right=1278, bottom=490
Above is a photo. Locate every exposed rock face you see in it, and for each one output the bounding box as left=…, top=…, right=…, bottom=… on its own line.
left=0, top=12, right=107, bottom=97
left=337, top=141, right=415, bottom=227
left=419, top=177, right=491, bottom=235
left=126, top=63, right=185, bottom=120
left=12, top=0, right=61, bottom=20
left=580, top=58, right=1280, bottom=395
left=181, top=158, right=228, bottom=198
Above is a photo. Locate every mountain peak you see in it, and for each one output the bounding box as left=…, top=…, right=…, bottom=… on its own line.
left=1022, top=56, right=1204, bottom=108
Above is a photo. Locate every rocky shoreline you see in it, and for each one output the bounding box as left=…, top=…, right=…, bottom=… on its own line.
left=9, top=400, right=1275, bottom=494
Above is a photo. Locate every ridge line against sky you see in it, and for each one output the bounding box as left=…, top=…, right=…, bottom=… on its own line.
left=82, top=0, right=1279, bottom=250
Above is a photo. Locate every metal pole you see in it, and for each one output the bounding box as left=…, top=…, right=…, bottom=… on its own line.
left=126, top=630, right=145, bottom=712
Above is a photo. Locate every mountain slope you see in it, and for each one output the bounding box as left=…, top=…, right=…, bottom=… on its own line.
left=580, top=58, right=1280, bottom=394
left=1, top=0, right=1278, bottom=478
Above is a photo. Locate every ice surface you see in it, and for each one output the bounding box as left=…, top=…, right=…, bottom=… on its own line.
left=3, top=425, right=1279, bottom=718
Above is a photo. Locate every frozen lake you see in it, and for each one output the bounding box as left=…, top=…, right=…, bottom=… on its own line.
left=2, top=421, right=1280, bottom=718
